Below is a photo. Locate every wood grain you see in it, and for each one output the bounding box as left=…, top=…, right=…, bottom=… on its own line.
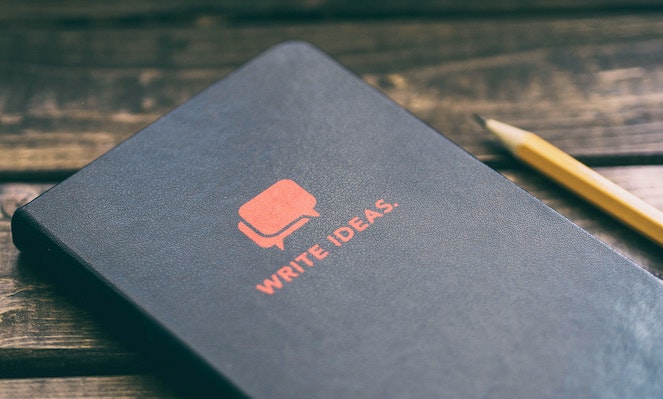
left=0, top=375, right=176, bottom=399
left=2, top=15, right=663, bottom=174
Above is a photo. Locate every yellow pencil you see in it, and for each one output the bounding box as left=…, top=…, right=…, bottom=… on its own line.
left=473, top=114, right=663, bottom=247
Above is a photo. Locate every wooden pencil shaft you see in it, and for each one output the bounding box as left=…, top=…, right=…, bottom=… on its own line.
left=483, top=117, right=663, bottom=247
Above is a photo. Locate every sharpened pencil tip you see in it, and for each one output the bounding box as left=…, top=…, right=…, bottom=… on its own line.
left=472, top=114, right=488, bottom=128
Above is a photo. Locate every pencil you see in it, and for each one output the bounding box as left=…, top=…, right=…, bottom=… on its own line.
left=473, top=114, right=663, bottom=247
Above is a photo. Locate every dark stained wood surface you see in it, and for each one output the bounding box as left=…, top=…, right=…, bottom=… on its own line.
left=2, top=2, right=663, bottom=398
left=2, top=0, right=663, bottom=21
left=2, top=13, right=663, bottom=178
left=0, top=375, right=176, bottom=399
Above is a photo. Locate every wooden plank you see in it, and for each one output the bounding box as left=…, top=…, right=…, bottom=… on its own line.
left=2, top=15, right=663, bottom=174
left=1, top=165, right=662, bottom=374
left=1, top=0, right=663, bottom=22
left=0, top=375, right=177, bottom=399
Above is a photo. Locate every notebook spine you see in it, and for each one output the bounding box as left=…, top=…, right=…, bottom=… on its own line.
left=11, top=205, right=93, bottom=286
left=11, top=206, right=58, bottom=257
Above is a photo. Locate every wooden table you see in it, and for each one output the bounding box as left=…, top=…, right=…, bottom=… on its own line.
left=2, top=2, right=663, bottom=397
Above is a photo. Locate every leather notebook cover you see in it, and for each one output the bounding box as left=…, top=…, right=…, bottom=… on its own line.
left=12, top=42, right=663, bottom=398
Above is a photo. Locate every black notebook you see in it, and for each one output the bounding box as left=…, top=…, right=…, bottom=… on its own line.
left=12, top=42, right=663, bottom=398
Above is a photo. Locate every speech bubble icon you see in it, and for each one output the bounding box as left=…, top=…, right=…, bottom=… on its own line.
left=238, top=179, right=319, bottom=250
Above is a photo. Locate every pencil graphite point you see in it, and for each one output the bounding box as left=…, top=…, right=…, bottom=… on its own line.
left=473, top=114, right=528, bottom=153
left=472, top=114, right=488, bottom=128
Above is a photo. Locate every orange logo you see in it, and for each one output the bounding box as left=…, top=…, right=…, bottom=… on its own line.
left=238, top=179, right=319, bottom=250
